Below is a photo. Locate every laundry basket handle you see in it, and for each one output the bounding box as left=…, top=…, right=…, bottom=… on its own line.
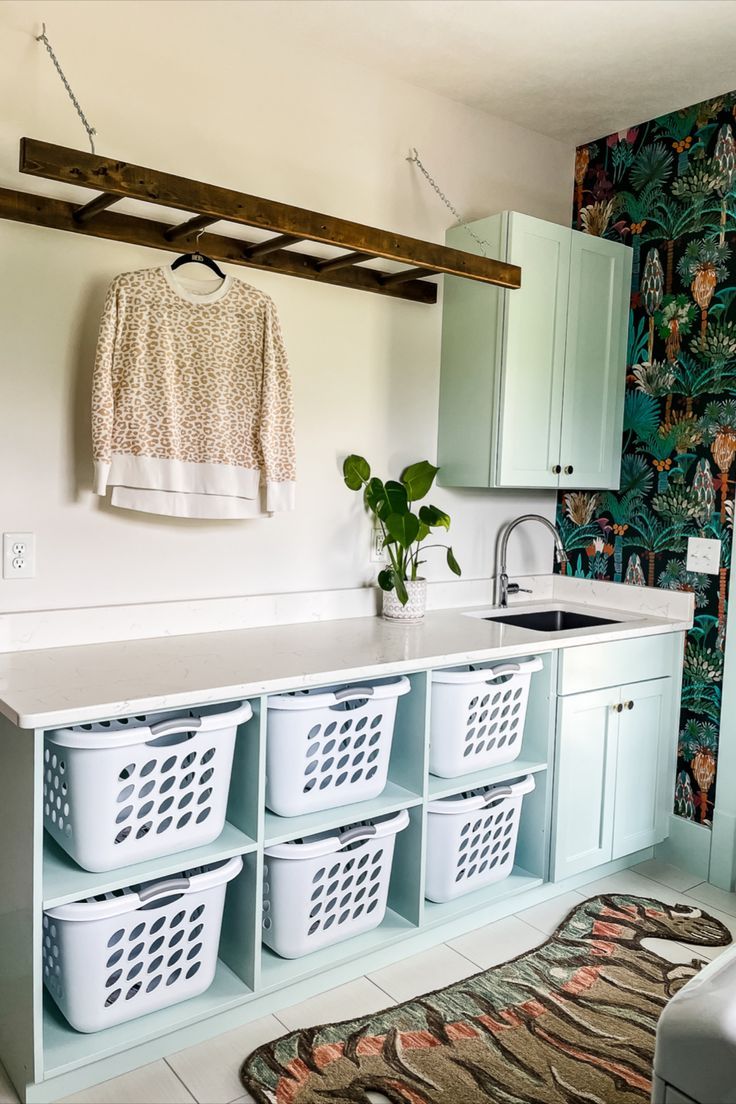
left=483, top=664, right=521, bottom=680
left=482, top=787, right=513, bottom=807
left=334, top=686, right=375, bottom=702
left=149, top=716, right=203, bottom=737
left=138, top=876, right=191, bottom=902
left=338, top=824, right=378, bottom=846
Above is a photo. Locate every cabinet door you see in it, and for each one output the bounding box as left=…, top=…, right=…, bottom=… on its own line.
left=612, top=678, right=673, bottom=859
left=437, top=215, right=505, bottom=488
left=558, top=232, right=632, bottom=490
left=552, top=687, right=618, bottom=881
left=496, top=214, right=570, bottom=488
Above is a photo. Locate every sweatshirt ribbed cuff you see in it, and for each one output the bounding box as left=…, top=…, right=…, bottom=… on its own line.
left=266, top=480, right=296, bottom=512
left=93, top=460, right=111, bottom=495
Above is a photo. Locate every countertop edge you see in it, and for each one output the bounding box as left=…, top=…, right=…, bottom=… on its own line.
left=1, top=608, right=691, bottom=730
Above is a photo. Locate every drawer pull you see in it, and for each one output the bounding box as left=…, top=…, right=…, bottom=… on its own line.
left=626, top=700, right=634, bottom=710
left=564, top=465, right=574, bottom=475
left=612, top=702, right=623, bottom=713
left=552, top=464, right=562, bottom=474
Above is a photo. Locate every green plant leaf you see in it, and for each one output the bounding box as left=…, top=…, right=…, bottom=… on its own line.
left=384, top=480, right=409, bottom=515
left=394, top=574, right=409, bottom=605
left=363, top=477, right=385, bottom=514
left=377, top=567, right=395, bottom=592
left=385, top=511, right=420, bottom=549
left=343, top=454, right=370, bottom=491
left=401, top=460, right=439, bottom=501
left=416, top=522, right=430, bottom=543
left=419, top=504, right=451, bottom=530
left=446, top=546, right=461, bottom=576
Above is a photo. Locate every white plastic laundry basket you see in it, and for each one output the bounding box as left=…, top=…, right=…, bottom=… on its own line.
left=429, top=658, right=542, bottom=778
left=262, top=808, right=409, bottom=958
left=425, top=775, right=535, bottom=902
left=44, top=701, right=252, bottom=872
left=43, top=855, right=242, bottom=1032
left=265, top=677, right=411, bottom=817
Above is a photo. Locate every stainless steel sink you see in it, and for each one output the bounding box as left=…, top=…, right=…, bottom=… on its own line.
left=484, top=608, right=621, bottom=632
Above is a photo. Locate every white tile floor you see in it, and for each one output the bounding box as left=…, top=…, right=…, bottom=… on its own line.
left=3, top=861, right=733, bottom=1104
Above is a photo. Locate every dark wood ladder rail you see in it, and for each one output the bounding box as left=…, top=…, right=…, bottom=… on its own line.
left=0, top=139, right=522, bottom=303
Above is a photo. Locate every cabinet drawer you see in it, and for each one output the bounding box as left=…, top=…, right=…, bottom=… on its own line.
left=558, top=633, right=681, bottom=695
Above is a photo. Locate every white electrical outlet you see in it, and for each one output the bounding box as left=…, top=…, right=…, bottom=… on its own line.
left=686, top=536, right=721, bottom=575
left=371, top=527, right=387, bottom=563
left=3, top=532, right=35, bottom=579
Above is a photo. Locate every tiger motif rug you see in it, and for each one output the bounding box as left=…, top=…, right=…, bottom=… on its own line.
left=241, top=893, right=731, bottom=1104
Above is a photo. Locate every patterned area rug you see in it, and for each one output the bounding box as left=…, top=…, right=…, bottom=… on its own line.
left=241, top=894, right=732, bottom=1104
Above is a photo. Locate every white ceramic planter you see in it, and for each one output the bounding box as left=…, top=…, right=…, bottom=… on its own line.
left=382, top=579, right=427, bottom=623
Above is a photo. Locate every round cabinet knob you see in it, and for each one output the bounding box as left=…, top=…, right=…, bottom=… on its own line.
left=564, top=465, right=574, bottom=475
left=627, top=700, right=634, bottom=710
left=552, top=464, right=562, bottom=474
left=613, top=702, right=623, bottom=713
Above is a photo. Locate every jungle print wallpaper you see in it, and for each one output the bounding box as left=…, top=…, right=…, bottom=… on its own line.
left=559, top=91, right=736, bottom=827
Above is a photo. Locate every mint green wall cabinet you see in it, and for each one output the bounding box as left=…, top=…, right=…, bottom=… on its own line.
left=552, top=678, right=674, bottom=881
left=497, top=216, right=570, bottom=489
left=437, top=211, right=632, bottom=490
left=559, top=232, right=630, bottom=489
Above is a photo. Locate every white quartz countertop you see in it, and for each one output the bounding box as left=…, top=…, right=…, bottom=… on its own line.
left=0, top=578, right=693, bottom=729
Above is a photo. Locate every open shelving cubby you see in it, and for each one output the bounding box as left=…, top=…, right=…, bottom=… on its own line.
left=42, top=958, right=252, bottom=1078
left=421, top=651, right=554, bottom=924
left=263, top=669, right=428, bottom=845
left=39, top=698, right=264, bottom=1082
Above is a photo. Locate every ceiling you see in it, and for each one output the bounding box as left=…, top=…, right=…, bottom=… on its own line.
left=243, top=0, right=736, bottom=145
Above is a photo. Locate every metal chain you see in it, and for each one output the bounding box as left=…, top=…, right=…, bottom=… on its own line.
left=36, top=23, right=97, bottom=154
left=406, top=147, right=494, bottom=256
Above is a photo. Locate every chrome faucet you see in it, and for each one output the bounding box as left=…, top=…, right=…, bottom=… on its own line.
left=493, top=514, right=567, bottom=607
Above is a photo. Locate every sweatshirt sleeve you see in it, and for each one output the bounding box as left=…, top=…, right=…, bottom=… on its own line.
left=91, top=280, right=119, bottom=495
left=260, top=298, right=296, bottom=512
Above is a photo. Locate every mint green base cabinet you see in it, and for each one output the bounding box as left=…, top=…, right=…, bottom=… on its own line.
left=438, top=211, right=632, bottom=491
left=612, top=679, right=674, bottom=858
left=552, top=687, right=617, bottom=879
left=551, top=636, right=681, bottom=882
left=552, top=679, right=673, bottom=881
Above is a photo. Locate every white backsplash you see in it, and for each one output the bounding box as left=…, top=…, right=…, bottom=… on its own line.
left=0, top=573, right=692, bottom=653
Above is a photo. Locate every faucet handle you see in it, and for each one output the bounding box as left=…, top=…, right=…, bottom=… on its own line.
left=507, top=583, right=532, bottom=596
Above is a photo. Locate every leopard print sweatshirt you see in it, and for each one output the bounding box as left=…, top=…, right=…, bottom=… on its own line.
left=91, top=267, right=296, bottom=518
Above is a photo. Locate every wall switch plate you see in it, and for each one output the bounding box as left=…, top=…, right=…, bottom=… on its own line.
left=371, top=527, right=387, bottom=563
left=3, top=532, right=35, bottom=579
left=686, top=536, right=721, bottom=575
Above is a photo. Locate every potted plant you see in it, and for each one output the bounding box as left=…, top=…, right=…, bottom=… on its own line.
left=343, top=454, right=461, bottom=622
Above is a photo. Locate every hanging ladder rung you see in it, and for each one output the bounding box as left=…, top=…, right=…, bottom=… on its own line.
left=381, top=267, right=435, bottom=287
left=317, top=251, right=374, bottom=274
left=245, top=234, right=302, bottom=260
left=164, top=214, right=219, bottom=242
left=72, top=193, right=120, bottom=224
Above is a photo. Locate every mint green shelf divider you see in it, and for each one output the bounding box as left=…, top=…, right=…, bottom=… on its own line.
left=422, top=866, right=543, bottom=926
left=263, top=782, right=422, bottom=846
left=259, top=909, right=416, bottom=993
left=427, top=758, right=548, bottom=800
left=221, top=698, right=266, bottom=992
left=42, top=823, right=258, bottom=909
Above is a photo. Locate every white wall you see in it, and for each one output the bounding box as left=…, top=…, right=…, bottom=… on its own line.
left=0, top=0, right=573, bottom=615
